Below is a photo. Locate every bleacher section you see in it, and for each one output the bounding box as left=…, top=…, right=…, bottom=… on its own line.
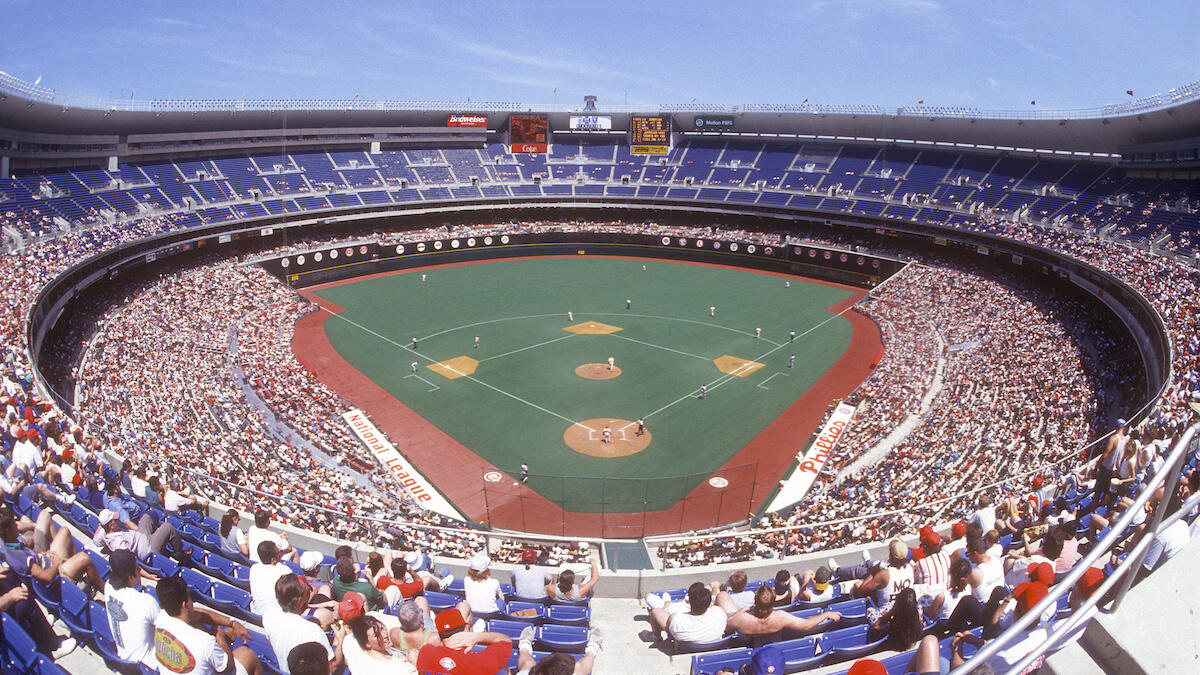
left=4, top=140, right=1200, bottom=252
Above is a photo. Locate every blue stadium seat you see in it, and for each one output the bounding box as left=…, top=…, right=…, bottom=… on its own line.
left=424, top=590, right=459, bottom=612
left=672, top=634, right=738, bottom=655
left=486, top=619, right=529, bottom=641
left=826, top=597, right=869, bottom=626
left=1, top=612, right=41, bottom=674
left=503, top=600, right=544, bottom=624
left=58, top=580, right=94, bottom=641
left=819, top=624, right=889, bottom=664
left=536, top=624, right=588, bottom=653
left=691, top=647, right=753, bottom=675
left=546, top=604, right=590, bottom=626
left=775, top=635, right=824, bottom=671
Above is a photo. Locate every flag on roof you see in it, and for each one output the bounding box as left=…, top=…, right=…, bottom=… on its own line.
left=1126, top=90, right=1134, bottom=96
left=1030, top=100, right=1036, bottom=105
left=917, top=99, right=924, bottom=104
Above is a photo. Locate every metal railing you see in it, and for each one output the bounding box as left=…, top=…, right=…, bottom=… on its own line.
left=3, top=69, right=1199, bottom=120
left=951, top=422, right=1199, bottom=674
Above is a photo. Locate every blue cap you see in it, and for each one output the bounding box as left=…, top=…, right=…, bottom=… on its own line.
left=1116, top=418, right=1128, bottom=428
left=746, top=646, right=784, bottom=674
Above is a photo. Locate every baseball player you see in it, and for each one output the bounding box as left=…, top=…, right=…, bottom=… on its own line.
left=421, top=273, right=427, bottom=282
left=520, top=463, right=529, bottom=484
left=568, top=310, right=574, bottom=321
left=602, top=426, right=612, bottom=443
left=755, top=326, right=762, bottom=339
left=474, top=335, right=480, bottom=349
left=626, top=298, right=631, bottom=309
left=699, top=384, right=707, bottom=399
left=710, top=305, right=716, bottom=317
left=789, top=330, right=796, bottom=342
left=788, top=355, right=795, bottom=368
left=411, top=337, right=418, bottom=349
left=607, top=356, right=615, bottom=371
left=411, top=361, right=418, bottom=374
left=636, top=418, right=645, bottom=436
left=785, top=280, right=790, bottom=288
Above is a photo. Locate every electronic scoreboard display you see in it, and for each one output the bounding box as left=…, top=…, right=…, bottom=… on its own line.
left=510, top=115, right=548, bottom=154
left=630, top=115, right=671, bottom=154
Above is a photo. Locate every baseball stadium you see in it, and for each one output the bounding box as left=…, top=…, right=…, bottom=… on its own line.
left=1, top=9, right=1199, bottom=675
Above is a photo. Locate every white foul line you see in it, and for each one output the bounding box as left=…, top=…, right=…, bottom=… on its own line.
left=319, top=307, right=594, bottom=432
left=608, top=333, right=709, bottom=361
left=481, top=334, right=575, bottom=362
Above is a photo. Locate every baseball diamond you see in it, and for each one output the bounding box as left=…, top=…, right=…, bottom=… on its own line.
left=293, top=255, right=883, bottom=534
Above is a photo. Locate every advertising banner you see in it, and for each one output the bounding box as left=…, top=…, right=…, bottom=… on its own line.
left=569, top=115, right=612, bottom=130
left=693, top=115, right=735, bottom=131
left=765, top=402, right=857, bottom=513
left=447, top=114, right=488, bottom=128
left=342, top=409, right=464, bottom=520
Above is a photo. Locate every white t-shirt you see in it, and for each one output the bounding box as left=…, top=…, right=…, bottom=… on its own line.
left=510, top=565, right=550, bottom=599
left=164, top=489, right=192, bottom=512
left=263, top=608, right=332, bottom=675
left=249, top=562, right=292, bottom=615
left=247, top=526, right=287, bottom=564
left=970, top=506, right=996, bottom=534
left=668, top=605, right=727, bottom=643
left=464, top=576, right=503, bottom=614
left=153, top=613, right=229, bottom=675
left=1005, top=554, right=1054, bottom=587
left=105, top=583, right=160, bottom=668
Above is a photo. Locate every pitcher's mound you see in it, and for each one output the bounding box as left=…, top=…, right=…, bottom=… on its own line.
left=564, top=418, right=651, bottom=457
left=575, top=363, right=621, bottom=380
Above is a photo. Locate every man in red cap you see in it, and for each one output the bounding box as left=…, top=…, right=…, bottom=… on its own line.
left=415, top=608, right=511, bottom=674
left=912, top=528, right=950, bottom=593
left=510, top=547, right=551, bottom=600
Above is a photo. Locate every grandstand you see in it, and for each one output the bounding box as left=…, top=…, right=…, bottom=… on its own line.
left=0, top=68, right=1198, bottom=674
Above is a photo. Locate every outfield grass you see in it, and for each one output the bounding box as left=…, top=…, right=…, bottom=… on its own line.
left=312, top=257, right=856, bottom=512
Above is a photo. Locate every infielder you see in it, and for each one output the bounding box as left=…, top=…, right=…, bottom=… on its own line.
left=636, top=418, right=645, bottom=436
left=789, top=330, right=796, bottom=343
left=788, top=355, right=795, bottom=368
left=474, top=335, right=480, bottom=349
left=699, top=384, right=707, bottom=399
left=520, top=463, right=529, bottom=484
left=411, top=337, right=418, bottom=349
left=411, top=361, right=418, bottom=374
left=568, top=310, right=574, bottom=321
left=755, top=326, right=762, bottom=339
left=607, top=356, right=615, bottom=371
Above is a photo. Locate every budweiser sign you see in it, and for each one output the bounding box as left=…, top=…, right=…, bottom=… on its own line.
left=447, top=114, right=488, bottom=127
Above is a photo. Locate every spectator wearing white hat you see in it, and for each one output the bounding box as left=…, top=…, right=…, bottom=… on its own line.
left=93, top=507, right=185, bottom=561
left=462, top=553, right=504, bottom=627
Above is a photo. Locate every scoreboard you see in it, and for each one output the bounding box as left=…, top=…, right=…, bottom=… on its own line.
left=630, top=115, right=671, bottom=154
left=510, top=115, right=548, bottom=154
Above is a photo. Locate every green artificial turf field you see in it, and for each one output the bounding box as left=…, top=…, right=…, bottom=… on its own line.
left=312, top=257, right=856, bottom=512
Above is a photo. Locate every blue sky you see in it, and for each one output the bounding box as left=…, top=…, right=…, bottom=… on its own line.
left=1, top=0, right=1196, bottom=110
